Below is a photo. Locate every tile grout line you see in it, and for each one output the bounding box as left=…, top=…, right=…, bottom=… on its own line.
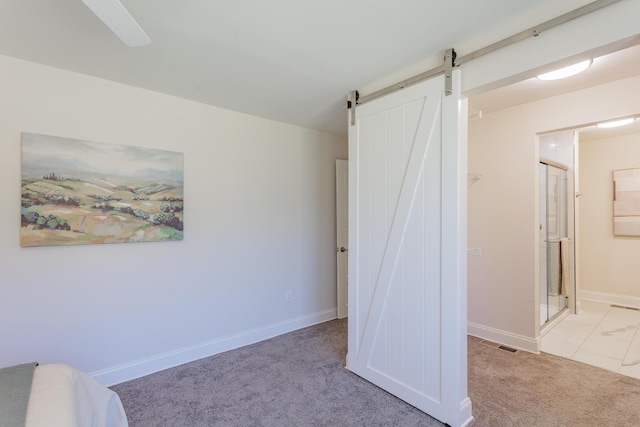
left=542, top=304, right=640, bottom=379
left=616, top=326, right=636, bottom=375
left=570, top=307, right=608, bottom=362
left=619, top=319, right=640, bottom=373
left=568, top=312, right=594, bottom=359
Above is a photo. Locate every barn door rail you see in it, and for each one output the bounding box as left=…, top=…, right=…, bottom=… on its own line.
left=347, top=0, right=620, bottom=125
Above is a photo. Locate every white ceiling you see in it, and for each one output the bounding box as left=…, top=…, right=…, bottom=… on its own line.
left=0, top=0, right=634, bottom=137
left=579, top=117, right=640, bottom=141
left=470, top=43, right=640, bottom=140
left=468, top=43, right=640, bottom=117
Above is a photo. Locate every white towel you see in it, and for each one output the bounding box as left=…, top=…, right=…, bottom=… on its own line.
left=559, top=238, right=571, bottom=297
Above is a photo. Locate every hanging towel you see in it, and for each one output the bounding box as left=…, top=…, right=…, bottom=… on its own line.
left=547, top=242, right=560, bottom=296
left=559, top=238, right=571, bottom=297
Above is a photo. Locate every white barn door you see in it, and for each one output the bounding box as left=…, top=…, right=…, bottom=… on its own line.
left=347, top=70, right=471, bottom=427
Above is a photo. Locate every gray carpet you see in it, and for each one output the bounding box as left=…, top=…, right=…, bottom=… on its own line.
left=112, top=319, right=640, bottom=426
left=468, top=335, right=640, bottom=426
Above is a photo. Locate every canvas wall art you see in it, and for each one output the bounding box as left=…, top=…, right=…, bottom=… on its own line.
left=21, top=133, right=184, bottom=247
left=613, top=168, right=640, bottom=237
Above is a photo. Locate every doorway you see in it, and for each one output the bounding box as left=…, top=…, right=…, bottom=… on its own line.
left=538, top=121, right=640, bottom=377
left=336, top=159, right=348, bottom=319
left=466, top=41, right=640, bottom=351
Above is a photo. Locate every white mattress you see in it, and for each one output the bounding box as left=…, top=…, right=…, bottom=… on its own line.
left=25, top=364, right=128, bottom=427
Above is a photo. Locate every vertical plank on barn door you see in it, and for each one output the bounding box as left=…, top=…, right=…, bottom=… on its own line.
left=347, top=70, right=472, bottom=427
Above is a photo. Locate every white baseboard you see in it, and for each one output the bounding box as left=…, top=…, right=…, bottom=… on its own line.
left=459, top=397, right=474, bottom=427
left=91, top=309, right=337, bottom=386
left=580, top=290, right=640, bottom=309
left=467, top=322, right=538, bottom=353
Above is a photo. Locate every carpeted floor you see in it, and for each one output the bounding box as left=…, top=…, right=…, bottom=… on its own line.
left=468, top=334, right=640, bottom=426
left=112, top=319, right=640, bottom=426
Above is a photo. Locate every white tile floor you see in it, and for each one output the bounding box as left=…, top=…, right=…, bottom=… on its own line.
left=541, top=301, right=640, bottom=379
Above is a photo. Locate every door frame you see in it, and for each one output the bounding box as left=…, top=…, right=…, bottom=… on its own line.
left=336, top=159, right=348, bottom=319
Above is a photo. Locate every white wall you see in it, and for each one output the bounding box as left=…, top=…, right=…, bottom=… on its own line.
left=468, top=75, right=640, bottom=351
left=579, top=131, right=640, bottom=303
left=0, top=55, right=346, bottom=385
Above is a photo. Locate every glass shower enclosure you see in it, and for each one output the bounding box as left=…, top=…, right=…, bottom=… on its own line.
left=539, top=162, right=569, bottom=325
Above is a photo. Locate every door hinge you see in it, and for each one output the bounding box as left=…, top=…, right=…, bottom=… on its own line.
left=347, top=90, right=359, bottom=126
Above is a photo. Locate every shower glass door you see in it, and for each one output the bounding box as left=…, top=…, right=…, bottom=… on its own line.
left=540, top=162, right=569, bottom=325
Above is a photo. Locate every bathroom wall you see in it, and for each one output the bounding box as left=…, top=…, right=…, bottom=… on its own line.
left=579, top=130, right=640, bottom=306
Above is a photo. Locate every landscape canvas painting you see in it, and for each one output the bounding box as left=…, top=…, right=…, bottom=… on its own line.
left=21, top=133, right=184, bottom=247
left=613, top=168, right=640, bottom=237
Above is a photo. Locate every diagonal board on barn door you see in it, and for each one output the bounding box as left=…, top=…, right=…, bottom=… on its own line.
left=356, top=92, right=442, bottom=375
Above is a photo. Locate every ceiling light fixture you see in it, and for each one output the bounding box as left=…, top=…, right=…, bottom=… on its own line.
left=536, top=60, right=592, bottom=81
left=596, top=118, right=637, bottom=128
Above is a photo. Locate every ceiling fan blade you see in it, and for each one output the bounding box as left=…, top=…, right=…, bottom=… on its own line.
left=81, top=0, right=150, bottom=47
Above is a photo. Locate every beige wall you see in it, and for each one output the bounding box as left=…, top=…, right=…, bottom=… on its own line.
left=468, top=75, right=640, bottom=350
left=579, top=132, right=640, bottom=301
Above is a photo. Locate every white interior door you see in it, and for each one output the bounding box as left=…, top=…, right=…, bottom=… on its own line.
left=347, top=70, right=471, bottom=427
left=336, top=159, right=348, bottom=319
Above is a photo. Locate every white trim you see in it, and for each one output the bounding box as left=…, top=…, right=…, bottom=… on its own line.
left=580, top=290, right=640, bottom=309
left=459, top=398, right=474, bottom=427
left=540, top=309, right=571, bottom=337
left=468, top=322, right=539, bottom=353
left=336, top=159, right=349, bottom=319
left=91, top=309, right=337, bottom=386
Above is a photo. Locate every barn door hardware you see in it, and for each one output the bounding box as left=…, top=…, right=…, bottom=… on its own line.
left=347, top=90, right=359, bottom=126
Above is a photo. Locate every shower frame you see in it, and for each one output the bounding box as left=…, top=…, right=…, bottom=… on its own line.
left=539, top=149, right=577, bottom=331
